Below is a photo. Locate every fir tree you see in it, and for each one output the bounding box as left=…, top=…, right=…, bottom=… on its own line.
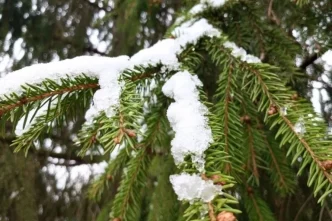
left=1, top=0, right=332, bottom=221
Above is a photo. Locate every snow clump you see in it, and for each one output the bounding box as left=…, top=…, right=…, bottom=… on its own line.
left=170, top=173, right=222, bottom=202
left=162, top=71, right=213, bottom=172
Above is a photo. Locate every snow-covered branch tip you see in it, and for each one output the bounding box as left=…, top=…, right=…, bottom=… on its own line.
left=0, top=0, right=249, bottom=211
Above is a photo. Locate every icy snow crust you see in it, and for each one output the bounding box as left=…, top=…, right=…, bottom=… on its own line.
left=170, top=173, right=222, bottom=202
left=162, top=71, right=213, bottom=171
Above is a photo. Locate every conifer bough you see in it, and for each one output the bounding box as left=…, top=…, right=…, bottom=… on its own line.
left=1, top=0, right=331, bottom=220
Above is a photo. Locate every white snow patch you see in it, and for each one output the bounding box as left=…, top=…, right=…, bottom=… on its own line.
left=130, top=39, right=180, bottom=71
left=201, top=0, right=228, bottom=8
left=170, top=173, right=222, bottom=202
left=162, top=71, right=213, bottom=171
left=110, top=143, right=126, bottom=160
left=223, top=41, right=261, bottom=63
left=172, top=18, right=221, bottom=48
left=0, top=56, right=128, bottom=97
left=189, top=4, right=205, bottom=14
left=294, top=117, right=306, bottom=136
left=189, top=0, right=228, bottom=15
left=322, top=50, right=332, bottom=66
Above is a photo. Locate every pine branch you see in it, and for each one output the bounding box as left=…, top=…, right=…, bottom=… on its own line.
left=243, top=62, right=331, bottom=183
left=221, top=66, right=235, bottom=173
left=243, top=187, right=277, bottom=221
left=147, top=156, right=180, bottom=221
left=260, top=131, right=296, bottom=194
left=11, top=82, right=94, bottom=153
left=245, top=123, right=259, bottom=180
left=237, top=57, right=332, bottom=202
left=0, top=83, right=98, bottom=116
left=112, top=147, right=150, bottom=220
left=248, top=193, right=265, bottom=221
left=88, top=148, right=130, bottom=201
left=206, top=38, right=245, bottom=178
left=293, top=193, right=313, bottom=221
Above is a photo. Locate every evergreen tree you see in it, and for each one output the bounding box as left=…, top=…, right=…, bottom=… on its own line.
left=0, top=0, right=183, bottom=220
left=1, top=0, right=332, bottom=221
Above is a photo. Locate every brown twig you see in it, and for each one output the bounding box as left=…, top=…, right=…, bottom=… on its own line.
left=208, top=202, right=217, bottom=221
left=130, top=72, right=155, bottom=81
left=248, top=191, right=264, bottom=221
left=246, top=124, right=259, bottom=179
left=223, top=65, right=233, bottom=174
left=267, top=0, right=281, bottom=25
left=294, top=193, right=313, bottom=221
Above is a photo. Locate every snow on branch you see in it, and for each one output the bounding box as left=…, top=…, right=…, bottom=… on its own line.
left=0, top=2, right=227, bottom=204
left=189, top=0, right=229, bottom=15
left=170, top=173, right=222, bottom=202
left=201, top=0, right=228, bottom=8
left=0, top=56, right=129, bottom=98
left=0, top=18, right=221, bottom=124
left=162, top=71, right=213, bottom=172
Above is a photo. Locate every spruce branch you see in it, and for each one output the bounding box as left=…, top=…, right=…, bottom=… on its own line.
left=280, top=115, right=332, bottom=184
left=245, top=123, right=259, bottom=180
left=206, top=38, right=245, bottom=178
left=293, top=193, right=313, bottom=221
left=237, top=58, right=332, bottom=202
left=263, top=135, right=286, bottom=188
left=112, top=146, right=150, bottom=220
left=221, top=66, right=234, bottom=174
left=243, top=187, right=277, bottom=221
left=260, top=131, right=296, bottom=194
left=267, top=0, right=281, bottom=26
left=146, top=156, right=179, bottom=221
left=88, top=148, right=130, bottom=201
left=248, top=192, right=264, bottom=221
left=11, top=86, right=94, bottom=153
left=0, top=83, right=98, bottom=116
